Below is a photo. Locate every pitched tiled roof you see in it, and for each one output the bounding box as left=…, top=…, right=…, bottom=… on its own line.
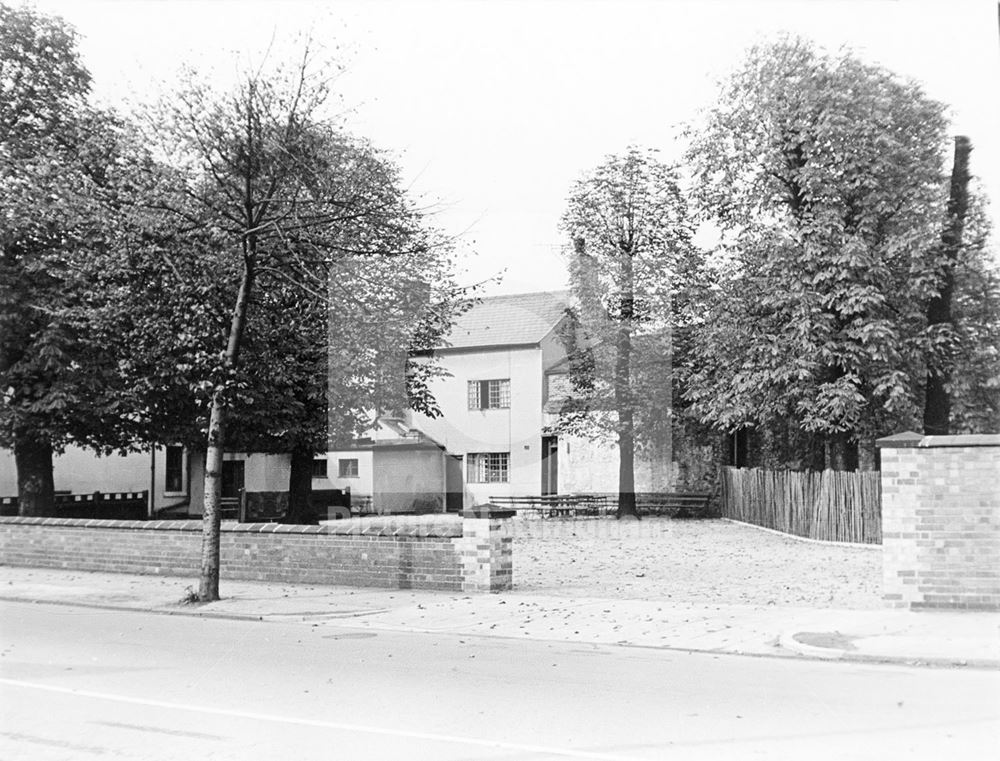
left=440, top=290, right=572, bottom=350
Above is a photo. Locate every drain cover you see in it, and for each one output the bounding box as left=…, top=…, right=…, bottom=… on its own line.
left=794, top=631, right=856, bottom=650
left=323, top=631, right=378, bottom=640
left=268, top=608, right=388, bottom=620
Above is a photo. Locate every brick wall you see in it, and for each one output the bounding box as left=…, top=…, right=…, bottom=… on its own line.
left=0, top=509, right=514, bottom=593
left=878, top=432, right=1000, bottom=610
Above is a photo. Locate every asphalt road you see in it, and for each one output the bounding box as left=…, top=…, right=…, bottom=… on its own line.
left=1, top=600, right=997, bottom=760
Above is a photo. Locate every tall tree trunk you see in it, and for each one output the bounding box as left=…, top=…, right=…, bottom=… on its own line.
left=615, top=251, right=639, bottom=520
left=760, top=424, right=779, bottom=468
left=199, top=87, right=262, bottom=603
left=14, top=432, right=54, bottom=516
left=823, top=432, right=851, bottom=471
left=286, top=446, right=316, bottom=524
left=805, top=433, right=825, bottom=472
left=856, top=431, right=877, bottom=472
left=199, top=401, right=225, bottom=602
left=198, top=256, right=254, bottom=602
left=617, top=410, right=637, bottom=518
left=923, top=136, right=971, bottom=436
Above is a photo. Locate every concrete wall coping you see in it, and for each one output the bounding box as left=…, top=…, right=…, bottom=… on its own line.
left=0, top=515, right=464, bottom=538
left=463, top=504, right=517, bottom=519
left=318, top=515, right=463, bottom=537
left=876, top=431, right=1000, bottom=449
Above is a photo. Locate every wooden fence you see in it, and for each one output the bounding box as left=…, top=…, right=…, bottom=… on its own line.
left=721, top=467, right=881, bottom=544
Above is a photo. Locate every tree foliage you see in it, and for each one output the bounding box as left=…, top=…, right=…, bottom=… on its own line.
left=0, top=4, right=136, bottom=514
left=941, top=188, right=1000, bottom=433
left=130, top=47, right=463, bottom=599
left=1, top=21, right=466, bottom=539
left=558, top=147, right=700, bottom=516
left=233, top=240, right=463, bottom=523
left=683, top=38, right=998, bottom=469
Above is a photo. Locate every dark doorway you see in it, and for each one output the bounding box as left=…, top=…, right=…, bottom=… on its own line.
left=445, top=455, right=464, bottom=512
left=221, top=460, right=245, bottom=520
left=541, top=436, right=558, bottom=495
left=726, top=429, right=750, bottom=468
left=221, top=460, right=245, bottom=499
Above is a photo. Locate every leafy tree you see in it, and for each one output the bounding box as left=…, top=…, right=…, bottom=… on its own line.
left=74, top=129, right=464, bottom=530
left=321, top=248, right=466, bottom=443
left=558, top=147, right=699, bottom=518
left=254, top=143, right=465, bottom=525
left=230, top=246, right=463, bottom=524
left=140, top=49, right=458, bottom=600
left=685, top=38, right=958, bottom=469
left=79, top=185, right=236, bottom=455
left=939, top=186, right=1000, bottom=433
left=0, top=4, right=134, bottom=514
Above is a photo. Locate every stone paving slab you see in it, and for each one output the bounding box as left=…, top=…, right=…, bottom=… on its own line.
left=2, top=566, right=997, bottom=668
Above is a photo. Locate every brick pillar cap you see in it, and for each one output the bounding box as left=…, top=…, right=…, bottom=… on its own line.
left=876, top=431, right=924, bottom=448
left=463, top=504, right=516, bottom=519
left=877, top=431, right=1000, bottom=449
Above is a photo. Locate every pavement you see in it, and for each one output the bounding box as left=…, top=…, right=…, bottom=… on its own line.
left=1, top=565, right=998, bottom=669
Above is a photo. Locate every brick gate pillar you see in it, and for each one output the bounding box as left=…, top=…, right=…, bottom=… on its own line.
left=459, top=505, right=515, bottom=592
left=877, top=432, right=1000, bottom=610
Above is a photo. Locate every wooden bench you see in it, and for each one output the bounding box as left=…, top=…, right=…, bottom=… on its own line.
left=571, top=492, right=713, bottom=518
left=488, top=492, right=712, bottom=519
left=219, top=495, right=243, bottom=521
left=488, top=494, right=615, bottom=518
left=636, top=492, right=713, bottom=518
left=488, top=496, right=545, bottom=516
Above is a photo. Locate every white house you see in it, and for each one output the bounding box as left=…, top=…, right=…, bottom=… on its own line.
left=329, top=290, right=673, bottom=511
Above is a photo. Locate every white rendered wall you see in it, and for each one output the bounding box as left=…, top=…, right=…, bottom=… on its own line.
left=325, top=450, right=374, bottom=496
left=410, top=347, right=544, bottom=503
left=0, top=445, right=190, bottom=512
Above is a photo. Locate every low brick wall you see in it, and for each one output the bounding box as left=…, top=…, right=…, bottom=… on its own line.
left=0, top=508, right=514, bottom=593
left=878, top=432, right=1000, bottom=610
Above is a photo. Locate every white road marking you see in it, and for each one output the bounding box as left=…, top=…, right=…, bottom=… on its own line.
left=0, top=677, right=645, bottom=761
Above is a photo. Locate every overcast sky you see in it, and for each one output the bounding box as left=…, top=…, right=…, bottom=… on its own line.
left=31, top=0, right=1000, bottom=295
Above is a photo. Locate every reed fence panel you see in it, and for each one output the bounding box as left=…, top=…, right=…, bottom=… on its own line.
left=721, top=467, right=881, bottom=544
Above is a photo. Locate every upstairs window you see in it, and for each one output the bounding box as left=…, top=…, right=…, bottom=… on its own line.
left=467, top=452, right=509, bottom=483
left=338, top=458, right=359, bottom=478
left=311, top=458, right=328, bottom=478
left=468, top=379, right=511, bottom=410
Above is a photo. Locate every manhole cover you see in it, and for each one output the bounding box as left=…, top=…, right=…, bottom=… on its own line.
left=267, top=608, right=388, bottom=620
left=794, top=631, right=856, bottom=650
left=323, top=608, right=390, bottom=619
